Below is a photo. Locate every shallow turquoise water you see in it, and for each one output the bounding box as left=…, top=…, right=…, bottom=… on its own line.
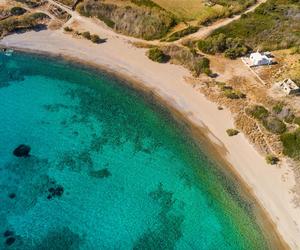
left=0, top=53, right=270, bottom=249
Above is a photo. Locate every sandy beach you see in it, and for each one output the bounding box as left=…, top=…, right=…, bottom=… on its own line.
left=1, top=24, right=300, bottom=248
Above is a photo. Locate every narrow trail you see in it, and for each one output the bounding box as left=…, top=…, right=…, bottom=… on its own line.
left=176, top=0, right=267, bottom=43
left=48, top=0, right=267, bottom=46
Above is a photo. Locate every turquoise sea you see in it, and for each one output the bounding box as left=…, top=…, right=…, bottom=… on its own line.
left=0, top=52, right=271, bottom=249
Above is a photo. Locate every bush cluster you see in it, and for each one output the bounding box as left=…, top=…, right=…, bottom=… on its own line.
left=198, top=33, right=248, bottom=59
left=246, top=105, right=286, bottom=134
left=265, top=155, right=279, bottom=165
left=147, top=48, right=169, bottom=63
left=211, top=0, right=300, bottom=51
left=10, top=6, right=27, bottom=16
left=281, top=128, right=300, bottom=160
left=226, top=129, right=239, bottom=136
left=63, top=26, right=73, bottom=32
left=217, top=83, right=246, bottom=99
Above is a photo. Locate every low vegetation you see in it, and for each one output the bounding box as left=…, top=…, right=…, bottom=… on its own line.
left=163, top=26, right=199, bottom=42
left=265, top=155, right=279, bottom=165
left=15, top=0, right=45, bottom=8
left=147, top=47, right=170, bottom=63
left=161, top=45, right=211, bottom=76
left=10, top=7, right=27, bottom=16
left=210, top=0, right=300, bottom=51
left=63, top=26, right=73, bottom=32
left=217, top=82, right=246, bottom=99
left=77, top=0, right=176, bottom=40
left=90, top=34, right=102, bottom=43
left=198, top=33, right=248, bottom=59
left=226, top=129, right=239, bottom=136
left=281, top=129, right=300, bottom=160
left=65, top=28, right=106, bottom=44
left=152, top=0, right=256, bottom=23
left=81, top=31, right=91, bottom=40
left=246, top=105, right=287, bottom=135
left=0, top=12, right=49, bottom=38
left=55, top=0, right=75, bottom=7
left=131, top=0, right=162, bottom=9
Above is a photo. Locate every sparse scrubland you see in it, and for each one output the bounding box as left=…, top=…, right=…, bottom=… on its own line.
left=203, top=0, right=300, bottom=53
left=152, top=0, right=256, bottom=23
left=161, top=45, right=211, bottom=76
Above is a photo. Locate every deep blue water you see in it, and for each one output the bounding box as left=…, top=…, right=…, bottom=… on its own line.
left=0, top=52, right=270, bottom=249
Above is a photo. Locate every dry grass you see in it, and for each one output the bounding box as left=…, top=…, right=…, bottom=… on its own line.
left=152, top=0, right=227, bottom=22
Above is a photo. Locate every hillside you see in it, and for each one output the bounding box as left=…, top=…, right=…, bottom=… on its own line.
left=210, top=0, right=300, bottom=51
left=74, top=0, right=258, bottom=40
left=76, top=0, right=176, bottom=40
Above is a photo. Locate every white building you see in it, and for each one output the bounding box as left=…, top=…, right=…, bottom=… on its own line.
left=249, top=52, right=272, bottom=66
left=278, top=78, right=300, bottom=95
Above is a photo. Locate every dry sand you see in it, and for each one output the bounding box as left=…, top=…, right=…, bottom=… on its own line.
left=1, top=25, right=300, bottom=249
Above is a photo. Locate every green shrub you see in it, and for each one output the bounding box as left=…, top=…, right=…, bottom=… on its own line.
left=226, top=129, right=239, bottom=136
left=90, top=34, right=101, bottom=43
left=265, top=155, right=279, bottom=165
left=246, top=105, right=269, bottom=120
left=147, top=48, right=169, bottom=63
left=194, top=57, right=211, bottom=76
left=100, top=16, right=115, bottom=29
left=10, top=6, right=27, bottom=16
left=224, top=46, right=248, bottom=59
left=272, top=103, right=284, bottom=114
left=130, top=0, right=161, bottom=9
left=284, top=113, right=295, bottom=124
left=211, top=0, right=300, bottom=51
left=64, top=26, right=73, bottom=32
left=281, top=128, right=300, bottom=160
left=198, top=33, right=248, bottom=59
left=82, top=31, right=91, bottom=40
left=294, top=117, right=300, bottom=126
left=262, top=116, right=287, bottom=134
left=291, top=46, right=300, bottom=55
left=30, top=12, right=48, bottom=19
left=223, top=89, right=246, bottom=99
left=164, top=26, right=199, bottom=42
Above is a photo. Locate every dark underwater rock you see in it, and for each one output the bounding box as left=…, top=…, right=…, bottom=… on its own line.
left=13, top=145, right=31, bottom=157
left=5, top=237, right=15, bottom=246
left=3, top=230, right=13, bottom=238
left=8, top=193, right=16, bottom=199
left=47, top=185, right=64, bottom=200
left=89, top=168, right=111, bottom=179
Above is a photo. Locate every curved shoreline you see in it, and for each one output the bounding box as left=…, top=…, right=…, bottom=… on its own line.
left=1, top=30, right=298, bottom=248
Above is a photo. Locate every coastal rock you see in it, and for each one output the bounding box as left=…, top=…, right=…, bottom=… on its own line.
left=13, top=145, right=31, bottom=157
